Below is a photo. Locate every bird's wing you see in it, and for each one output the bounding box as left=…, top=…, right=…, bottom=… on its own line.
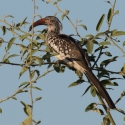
left=54, top=34, right=90, bottom=71
left=50, top=34, right=116, bottom=109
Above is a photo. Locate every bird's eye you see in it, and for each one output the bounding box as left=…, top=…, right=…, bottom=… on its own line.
left=50, top=20, right=54, bottom=23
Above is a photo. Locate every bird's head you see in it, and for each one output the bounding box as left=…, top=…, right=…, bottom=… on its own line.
left=29, top=16, right=62, bottom=34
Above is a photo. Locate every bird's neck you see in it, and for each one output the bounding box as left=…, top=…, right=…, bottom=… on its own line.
left=45, top=25, right=60, bottom=40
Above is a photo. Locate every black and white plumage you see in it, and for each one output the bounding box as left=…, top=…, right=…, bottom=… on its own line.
left=29, top=16, right=116, bottom=109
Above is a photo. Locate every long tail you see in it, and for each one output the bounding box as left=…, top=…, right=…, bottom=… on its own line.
left=85, top=69, right=116, bottom=109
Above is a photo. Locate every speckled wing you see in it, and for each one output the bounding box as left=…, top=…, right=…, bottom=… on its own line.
left=46, top=34, right=116, bottom=109
left=46, top=34, right=89, bottom=72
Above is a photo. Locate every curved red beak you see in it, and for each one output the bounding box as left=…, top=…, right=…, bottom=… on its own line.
left=29, top=18, right=46, bottom=32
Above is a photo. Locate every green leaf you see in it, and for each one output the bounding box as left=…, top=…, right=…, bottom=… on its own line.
left=111, top=31, right=125, bottom=37
left=96, top=14, right=105, bottom=31
left=19, top=82, right=30, bottom=88
left=85, top=34, right=94, bottom=38
left=30, top=70, right=35, bottom=79
left=94, top=32, right=104, bottom=39
left=11, top=96, right=17, bottom=100
left=75, top=70, right=83, bottom=78
left=39, top=34, right=45, bottom=40
left=86, top=39, right=94, bottom=54
left=31, top=86, right=42, bottom=91
left=85, top=103, right=97, bottom=112
left=36, top=120, right=41, bottom=125
left=46, top=0, right=51, bottom=3
left=21, top=101, right=31, bottom=116
left=123, top=41, right=125, bottom=46
left=100, top=56, right=118, bottom=67
left=5, top=15, right=14, bottom=18
left=26, top=49, right=38, bottom=60
left=54, top=12, right=58, bottom=17
left=22, top=116, right=32, bottom=125
left=20, top=17, right=27, bottom=27
left=0, top=108, right=2, bottom=113
left=20, top=33, right=30, bottom=41
left=94, top=46, right=108, bottom=52
left=24, top=105, right=31, bottom=116
left=7, top=37, right=16, bottom=51
left=114, top=10, right=119, bottom=15
left=107, top=8, right=113, bottom=22
left=7, top=54, right=19, bottom=59
left=64, top=10, right=69, bottom=15
left=121, top=63, right=125, bottom=78
left=61, top=14, right=65, bottom=20
left=90, top=86, right=96, bottom=97
left=97, top=70, right=109, bottom=78
left=104, top=51, right=112, bottom=56
left=35, top=97, right=42, bottom=101
left=98, top=41, right=111, bottom=46
left=103, top=116, right=110, bottom=125
left=92, top=108, right=104, bottom=115
left=45, top=46, right=51, bottom=52
left=53, top=2, right=57, bottom=5
left=18, top=90, right=28, bottom=93
left=124, top=116, right=125, bottom=121
left=78, top=24, right=87, bottom=30
left=42, top=52, right=51, bottom=62
left=53, top=63, right=60, bottom=72
left=2, top=26, right=6, bottom=35
left=0, top=38, right=4, bottom=46
left=20, top=101, right=26, bottom=106
left=123, top=63, right=125, bottom=73
left=19, top=67, right=27, bottom=79
left=82, top=85, right=92, bottom=96
left=32, top=56, right=42, bottom=65
left=36, top=14, right=42, bottom=19
left=100, top=79, right=118, bottom=86
left=68, top=79, right=84, bottom=88
left=110, top=29, right=117, bottom=35
left=35, top=70, right=40, bottom=77
left=57, top=0, right=61, bottom=2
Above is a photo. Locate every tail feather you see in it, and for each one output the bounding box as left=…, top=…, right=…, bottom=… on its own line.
left=85, top=69, right=116, bottom=109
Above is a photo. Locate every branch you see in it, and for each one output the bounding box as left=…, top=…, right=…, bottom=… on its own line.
left=32, top=69, right=54, bottom=83
left=2, top=41, right=46, bottom=52
left=97, top=94, right=116, bottom=125
left=0, top=61, right=57, bottom=67
left=115, top=91, right=125, bottom=105
left=93, top=68, right=125, bottom=76
left=106, top=34, right=125, bottom=55
left=0, top=84, right=29, bottom=103
left=107, top=0, right=116, bottom=30
left=50, top=0, right=82, bottom=39
left=92, top=46, right=103, bottom=68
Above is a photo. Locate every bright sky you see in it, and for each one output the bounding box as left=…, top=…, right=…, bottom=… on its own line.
left=0, top=0, right=125, bottom=125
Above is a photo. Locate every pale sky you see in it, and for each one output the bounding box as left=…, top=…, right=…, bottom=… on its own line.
left=0, top=0, right=125, bottom=125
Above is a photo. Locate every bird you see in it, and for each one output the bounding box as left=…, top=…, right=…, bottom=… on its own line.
left=29, top=16, right=116, bottom=109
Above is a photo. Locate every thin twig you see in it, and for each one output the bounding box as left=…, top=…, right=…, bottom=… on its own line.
left=92, top=46, right=103, bottom=68
left=0, top=84, right=29, bottom=103
left=50, top=0, right=82, bottom=39
left=32, top=69, right=54, bottom=83
left=2, top=41, right=46, bottom=52
left=29, top=0, right=36, bottom=123
left=97, top=94, right=116, bottom=125
left=107, top=0, right=116, bottom=30
left=106, top=34, right=125, bottom=55
left=115, top=91, right=125, bottom=104
left=0, top=61, right=56, bottom=66
left=93, top=68, right=125, bottom=76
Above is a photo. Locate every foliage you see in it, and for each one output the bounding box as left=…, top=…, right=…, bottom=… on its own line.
left=0, top=0, right=125, bottom=125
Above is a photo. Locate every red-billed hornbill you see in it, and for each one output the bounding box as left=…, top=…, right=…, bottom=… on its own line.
left=29, top=16, right=116, bottom=109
